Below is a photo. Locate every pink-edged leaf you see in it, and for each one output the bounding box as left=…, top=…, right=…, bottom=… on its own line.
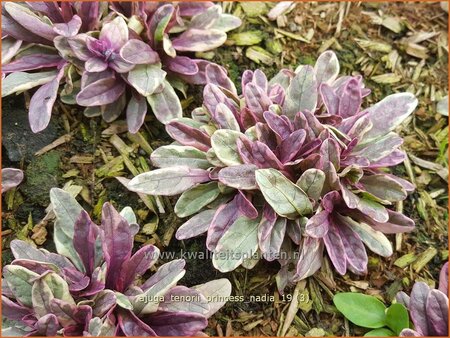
left=53, top=15, right=82, bottom=37
left=2, top=9, right=50, bottom=45
left=2, top=54, right=61, bottom=73
left=305, top=210, right=330, bottom=238
left=1, top=168, right=24, bottom=193
left=257, top=204, right=277, bottom=243
left=166, top=120, right=211, bottom=152
left=399, top=329, right=421, bottom=337
left=359, top=174, right=407, bottom=202
left=336, top=216, right=368, bottom=274
left=143, top=310, right=208, bottom=336
left=244, top=82, right=272, bottom=116
left=64, top=268, right=90, bottom=293
left=101, top=203, right=133, bottom=289
left=218, top=164, right=258, bottom=190
left=117, top=245, right=160, bottom=292
left=147, top=81, right=182, bottom=124
left=126, top=94, right=148, bottom=134
left=92, top=290, right=116, bottom=317
left=426, top=289, right=448, bottom=336
left=367, top=209, right=415, bottom=234
left=338, top=78, right=362, bottom=118
left=165, top=55, right=199, bottom=75
left=279, top=129, right=307, bottom=163
left=178, top=2, right=214, bottom=16
left=438, top=262, right=448, bottom=295
left=263, top=110, right=292, bottom=140
left=73, top=210, right=98, bottom=276
left=176, top=208, right=217, bottom=240
left=129, top=167, right=211, bottom=196
left=396, top=291, right=411, bottom=308
left=286, top=219, right=302, bottom=245
left=206, top=198, right=239, bottom=250
left=236, top=191, right=258, bottom=219
left=214, top=103, right=240, bottom=131
left=76, top=77, right=126, bottom=107
left=118, top=310, right=157, bottom=336
left=29, top=65, right=65, bottom=133
left=160, top=286, right=208, bottom=315
left=120, top=39, right=160, bottom=64
left=172, top=28, right=227, bottom=52
left=259, top=218, right=286, bottom=261
left=323, top=220, right=347, bottom=275
left=320, top=138, right=340, bottom=169
left=314, top=50, right=340, bottom=84
left=251, top=141, right=285, bottom=170
left=384, top=174, right=415, bottom=193
left=294, top=237, right=323, bottom=280
left=353, top=132, right=404, bottom=163
left=409, top=282, right=431, bottom=335
left=205, top=63, right=237, bottom=94
left=140, top=258, right=186, bottom=292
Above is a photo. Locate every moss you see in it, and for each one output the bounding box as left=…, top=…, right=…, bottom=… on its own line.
left=21, top=151, right=62, bottom=206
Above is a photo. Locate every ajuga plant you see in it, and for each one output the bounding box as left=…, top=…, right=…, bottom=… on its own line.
left=2, top=2, right=241, bottom=133
left=1, top=188, right=231, bottom=336
left=128, top=51, right=418, bottom=290
left=1, top=168, right=24, bottom=193
left=396, top=262, right=449, bottom=336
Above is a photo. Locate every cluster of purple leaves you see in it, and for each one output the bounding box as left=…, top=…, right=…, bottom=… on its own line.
left=1, top=188, right=231, bottom=336
left=128, top=50, right=418, bottom=290
left=397, top=263, right=448, bottom=336
left=2, top=1, right=241, bottom=133
left=1, top=168, right=24, bottom=193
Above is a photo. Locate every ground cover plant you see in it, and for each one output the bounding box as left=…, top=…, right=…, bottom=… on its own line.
left=128, top=50, right=419, bottom=291
left=2, top=1, right=448, bottom=337
left=2, top=1, right=241, bottom=132
left=2, top=188, right=231, bottom=336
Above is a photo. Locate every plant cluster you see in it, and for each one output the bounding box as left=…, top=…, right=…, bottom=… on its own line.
left=1, top=188, right=231, bottom=336
left=128, top=50, right=418, bottom=289
left=333, top=263, right=448, bottom=337
left=2, top=1, right=241, bottom=133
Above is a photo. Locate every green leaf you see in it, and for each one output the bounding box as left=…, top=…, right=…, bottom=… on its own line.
left=3, top=265, right=39, bottom=307
left=210, top=129, right=244, bottom=166
left=115, top=292, right=133, bottom=310
left=333, top=293, right=387, bottom=328
left=213, top=216, right=260, bottom=272
left=385, top=303, right=409, bottom=335
left=296, top=168, right=326, bottom=201
left=175, top=182, right=221, bottom=218
left=255, top=168, right=312, bottom=219
left=151, top=145, right=211, bottom=169
left=364, top=328, right=395, bottom=336
left=2, top=71, right=57, bottom=97
left=128, top=64, right=166, bottom=96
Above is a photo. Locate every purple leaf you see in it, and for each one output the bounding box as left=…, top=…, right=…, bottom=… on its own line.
left=236, top=191, right=259, bottom=219
left=279, top=129, right=307, bottom=163
left=126, top=94, right=148, bottom=134
left=176, top=209, right=217, bottom=240
left=120, top=39, right=160, bottom=65
left=205, top=63, right=237, bottom=94
left=165, top=55, right=199, bottom=75
left=218, top=164, right=258, bottom=190
left=77, top=77, right=126, bottom=107
left=2, top=9, right=50, bottom=45
left=263, top=111, right=292, bottom=140
left=338, top=78, right=362, bottom=118
left=320, top=83, right=339, bottom=116
left=178, top=2, right=214, bottom=16
left=35, top=314, right=60, bottom=336
left=101, top=203, right=133, bottom=289
left=2, top=54, right=62, bottom=73
left=172, top=28, right=227, bottom=52
left=259, top=218, right=286, bottom=261
left=409, top=282, right=431, bottom=335
left=245, top=83, right=272, bottom=116
left=99, top=16, right=128, bottom=50
left=399, top=329, right=421, bottom=337
left=323, top=220, right=347, bottom=275
left=1, top=168, right=24, bottom=193
left=438, top=263, right=448, bottom=295
left=73, top=210, right=98, bottom=276
left=117, top=245, right=159, bottom=292
left=206, top=198, right=239, bottom=250
left=166, top=120, right=211, bottom=152
left=53, top=15, right=82, bottom=37
left=29, top=65, right=66, bottom=133
left=305, top=210, right=330, bottom=238
left=336, top=217, right=368, bottom=274
left=118, top=310, right=157, bottom=336
left=143, top=310, right=208, bottom=336
left=426, top=289, right=448, bottom=336
left=1, top=295, right=32, bottom=321
left=294, top=237, right=323, bottom=281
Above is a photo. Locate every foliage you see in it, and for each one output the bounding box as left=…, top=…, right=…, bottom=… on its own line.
left=396, top=262, right=449, bottom=336
left=333, top=292, right=409, bottom=336
left=1, top=188, right=231, bottom=336
left=1, top=168, right=23, bottom=193
left=1, top=2, right=241, bottom=133
left=128, top=50, right=417, bottom=289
